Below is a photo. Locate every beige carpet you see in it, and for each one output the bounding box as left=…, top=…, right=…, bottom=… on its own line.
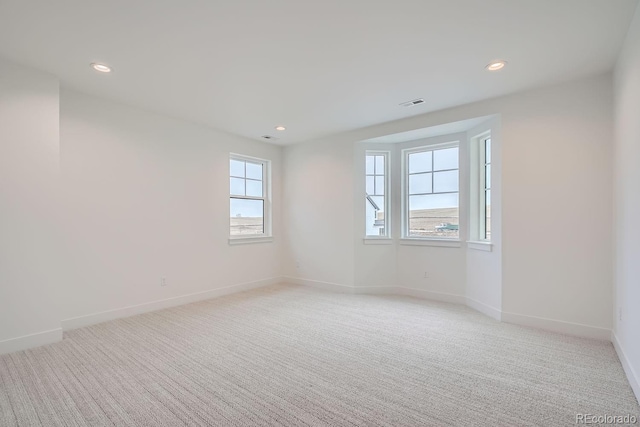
left=1, top=284, right=638, bottom=426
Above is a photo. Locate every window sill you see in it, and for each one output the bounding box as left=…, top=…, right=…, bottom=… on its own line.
left=363, top=238, right=393, bottom=245
left=399, top=238, right=461, bottom=248
left=467, top=241, right=493, bottom=252
left=228, top=236, right=273, bottom=245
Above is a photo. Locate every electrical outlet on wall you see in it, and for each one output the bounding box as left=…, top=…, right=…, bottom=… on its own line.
left=423, top=271, right=429, bottom=279
left=160, top=277, right=167, bottom=287
left=619, top=307, right=623, bottom=322
left=296, top=261, right=300, bottom=270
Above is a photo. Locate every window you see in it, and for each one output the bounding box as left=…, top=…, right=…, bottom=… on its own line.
left=404, top=143, right=459, bottom=239
left=365, top=151, right=389, bottom=237
left=480, top=137, right=491, bottom=240
left=469, top=132, right=491, bottom=244
left=229, top=154, right=270, bottom=239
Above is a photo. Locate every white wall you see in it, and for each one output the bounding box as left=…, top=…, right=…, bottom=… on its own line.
left=613, top=3, right=640, bottom=400
left=59, top=89, right=283, bottom=323
left=284, top=73, right=613, bottom=337
left=0, top=59, right=62, bottom=351
left=282, top=137, right=355, bottom=288
left=1, top=56, right=285, bottom=354
left=499, top=76, right=613, bottom=336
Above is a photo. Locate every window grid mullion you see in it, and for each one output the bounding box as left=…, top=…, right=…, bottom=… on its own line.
left=408, top=168, right=457, bottom=175
left=243, top=162, right=247, bottom=196
left=410, top=190, right=458, bottom=197
left=431, top=152, right=435, bottom=193
left=231, top=194, right=266, bottom=201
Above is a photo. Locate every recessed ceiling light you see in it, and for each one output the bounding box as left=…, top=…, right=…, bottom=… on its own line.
left=275, top=126, right=286, bottom=131
left=485, top=60, right=507, bottom=71
left=91, top=63, right=112, bottom=73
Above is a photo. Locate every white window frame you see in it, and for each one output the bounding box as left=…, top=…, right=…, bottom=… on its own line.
left=364, top=150, right=391, bottom=240
left=229, top=153, right=272, bottom=244
left=468, top=132, right=492, bottom=248
left=467, top=129, right=495, bottom=252
left=401, top=141, right=460, bottom=242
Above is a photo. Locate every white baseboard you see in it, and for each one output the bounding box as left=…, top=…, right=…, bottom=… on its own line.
left=398, top=287, right=466, bottom=305
left=285, top=277, right=614, bottom=340
left=282, top=276, right=356, bottom=293
left=612, top=331, right=640, bottom=404
left=0, top=328, right=63, bottom=355
left=258, top=278, right=614, bottom=342
left=466, top=297, right=502, bottom=321
left=61, top=277, right=283, bottom=331
left=285, top=277, right=467, bottom=304
left=501, top=311, right=610, bottom=340
left=353, top=286, right=397, bottom=295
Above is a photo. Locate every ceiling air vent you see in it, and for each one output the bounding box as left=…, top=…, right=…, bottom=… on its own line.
left=261, top=135, right=277, bottom=140
left=399, top=98, right=425, bottom=107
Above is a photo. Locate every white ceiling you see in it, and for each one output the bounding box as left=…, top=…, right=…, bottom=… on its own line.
left=0, top=0, right=637, bottom=145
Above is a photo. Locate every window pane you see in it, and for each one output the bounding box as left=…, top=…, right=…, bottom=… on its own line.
left=408, top=193, right=459, bottom=238
left=485, top=190, right=491, bottom=240
left=229, top=159, right=244, bottom=178
left=366, top=156, right=375, bottom=175
left=433, top=170, right=458, bottom=193
left=409, top=173, right=432, bottom=195
left=375, top=176, right=384, bottom=195
left=375, top=156, right=384, bottom=175
left=230, top=198, right=264, bottom=235
left=485, top=139, right=491, bottom=163
left=485, top=164, right=491, bottom=189
left=230, top=177, right=245, bottom=196
left=366, top=176, right=374, bottom=195
left=433, top=147, right=458, bottom=171
left=246, top=179, right=263, bottom=197
left=230, top=159, right=245, bottom=178
left=245, top=162, right=262, bottom=180
left=409, top=151, right=432, bottom=173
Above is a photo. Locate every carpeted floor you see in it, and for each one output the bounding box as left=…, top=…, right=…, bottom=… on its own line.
left=1, top=284, right=638, bottom=426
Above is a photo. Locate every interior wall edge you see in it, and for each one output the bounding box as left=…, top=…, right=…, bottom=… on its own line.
left=466, top=297, right=502, bottom=321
